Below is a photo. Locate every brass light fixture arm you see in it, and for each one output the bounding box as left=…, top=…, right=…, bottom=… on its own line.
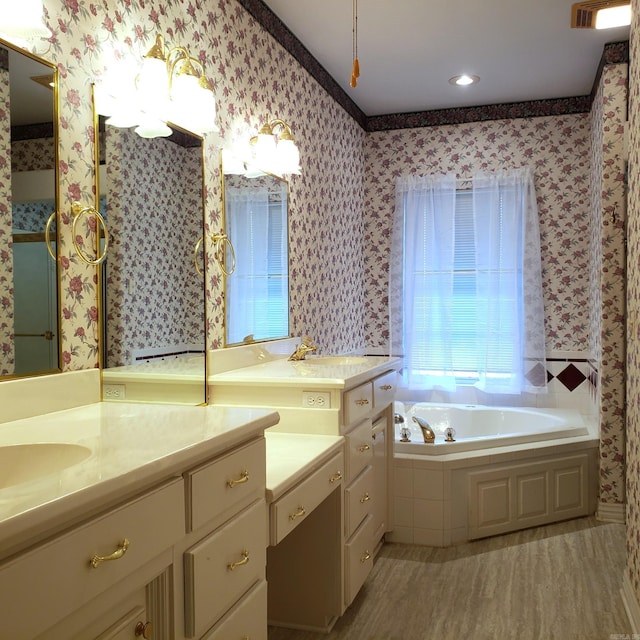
left=194, top=236, right=204, bottom=276
left=212, top=232, right=236, bottom=276
left=71, top=201, right=109, bottom=265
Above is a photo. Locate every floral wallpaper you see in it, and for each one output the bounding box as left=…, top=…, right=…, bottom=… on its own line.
left=11, top=137, right=55, bottom=172
left=0, top=60, right=12, bottom=375
left=104, top=127, right=204, bottom=366
left=12, top=200, right=55, bottom=232
left=363, top=114, right=592, bottom=352
left=589, top=63, right=628, bottom=508
left=627, top=0, right=640, bottom=606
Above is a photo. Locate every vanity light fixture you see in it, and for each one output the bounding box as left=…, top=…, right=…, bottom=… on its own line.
left=571, top=0, right=631, bottom=29
left=250, top=117, right=301, bottom=176
left=101, top=34, right=218, bottom=139
left=449, top=74, right=480, bottom=86
left=0, top=0, right=51, bottom=43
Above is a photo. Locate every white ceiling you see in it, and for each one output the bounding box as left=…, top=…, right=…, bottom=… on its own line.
left=261, top=0, right=630, bottom=116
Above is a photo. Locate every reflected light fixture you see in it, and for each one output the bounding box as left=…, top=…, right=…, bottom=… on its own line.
left=571, top=0, right=632, bottom=29
left=0, top=0, right=51, bottom=42
left=249, top=117, right=301, bottom=176
left=100, top=34, right=218, bottom=139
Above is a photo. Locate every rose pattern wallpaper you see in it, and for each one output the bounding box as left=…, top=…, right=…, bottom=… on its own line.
left=589, top=63, right=628, bottom=508
left=628, top=0, right=640, bottom=606
left=11, top=137, right=55, bottom=172
left=104, top=127, right=204, bottom=366
left=0, top=62, right=12, bottom=375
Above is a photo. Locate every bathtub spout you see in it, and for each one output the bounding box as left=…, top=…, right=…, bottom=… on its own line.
left=412, top=416, right=436, bottom=443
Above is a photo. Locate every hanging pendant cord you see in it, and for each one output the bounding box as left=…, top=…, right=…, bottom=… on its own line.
left=351, top=0, right=360, bottom=88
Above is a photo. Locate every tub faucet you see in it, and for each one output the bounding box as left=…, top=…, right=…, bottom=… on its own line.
left=413, top=416, right=436, bottom=443
left=288, top=336, right=317, bottom=361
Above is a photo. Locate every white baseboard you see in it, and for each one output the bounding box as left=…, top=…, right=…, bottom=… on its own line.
left=622, top=572, right=640, bottom=634
left=597, top=501, right=625, bottom=523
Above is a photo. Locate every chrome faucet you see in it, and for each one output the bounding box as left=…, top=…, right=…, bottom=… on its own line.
left=288, top=336, right=317, bottom=361
left=412, top=416, right=436, bottom=443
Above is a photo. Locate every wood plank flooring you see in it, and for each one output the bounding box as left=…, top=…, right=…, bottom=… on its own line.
left=268, top=517, right=630, bottom=640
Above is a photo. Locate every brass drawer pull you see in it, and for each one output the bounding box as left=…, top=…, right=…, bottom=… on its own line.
left=329, top=471, right=343, bottom=483
left=90, top=538, right=130, bottom=568
left=227, top=549, right=250, bottom=571
left=135, top=621, right=153, bottom=638
left=289, top=506, right=306, bottom=521
left=227, top=470, right=249, bottom=488
left=360, top=493, right=371, bottom=503
left=358, top=443, right=371, bottom=452
left=355, top=398, right=369, bottom=406
left=360, top=550, right=371, bottom=563
left=379, top=384, right=392, bottom=390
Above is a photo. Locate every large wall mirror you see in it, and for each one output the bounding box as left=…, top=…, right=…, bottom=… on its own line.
left=221, top=163, right=289, bottom=346
left=0, top=39, right=59, bottom=379
left=97, top=113, right=207, bottom=405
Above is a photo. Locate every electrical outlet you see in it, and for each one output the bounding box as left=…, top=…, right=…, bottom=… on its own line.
left=302, top=391, right=331, bottom=408
left=104, top=384, right=126, bottom=400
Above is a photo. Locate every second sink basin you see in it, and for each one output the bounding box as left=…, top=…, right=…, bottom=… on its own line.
left=0, top=443, right=92, bottom=489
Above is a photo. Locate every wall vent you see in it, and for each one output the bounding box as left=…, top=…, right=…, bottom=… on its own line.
left=571, top=0, right=629, bottom=28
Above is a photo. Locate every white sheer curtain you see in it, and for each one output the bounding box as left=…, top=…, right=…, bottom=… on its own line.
left=472, top=168, right=546, bottom=394
left=390, top=174, right=457, bottom=390
left=390, top=167, right=546, bottom=396
left=226, top=185, right=287, bottom=344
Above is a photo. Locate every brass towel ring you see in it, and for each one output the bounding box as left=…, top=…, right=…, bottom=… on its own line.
left=194, top=236, right=204, bottom=276
left=212, top=232, right=236, bottom=276
left=71, top=201, right=109, bottom=265
left=44, top=211, right=57, bottom=261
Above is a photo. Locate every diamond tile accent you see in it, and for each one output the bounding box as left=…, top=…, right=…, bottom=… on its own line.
left=556, top=363, right=587, bottom=392
left=525, top=362, right=550, bottom=388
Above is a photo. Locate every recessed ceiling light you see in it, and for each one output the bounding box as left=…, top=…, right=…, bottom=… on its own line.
left=449, top=74, right=480, bottom=87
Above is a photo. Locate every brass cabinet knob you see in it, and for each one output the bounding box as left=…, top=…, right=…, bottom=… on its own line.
left=355, top=398, right=369, bottom=406
left=227, top=549, right=250, bottom=571
left=135, top=621, right=153, bottom=638
left=358, top=443, right=371, bottom=452
left=89, top=539, right=129, bottom=568
left=329, top=471, right=343, bottom=483
left=227, top=470, right=249, bottom=488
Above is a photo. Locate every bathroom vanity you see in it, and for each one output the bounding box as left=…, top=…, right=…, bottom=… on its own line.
left=209, top=344, right=402, bottom=624
left=0, top=400, right=279, bottom=640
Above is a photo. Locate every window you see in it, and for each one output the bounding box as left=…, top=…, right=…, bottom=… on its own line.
left=391, top=170, right=545, bottom=395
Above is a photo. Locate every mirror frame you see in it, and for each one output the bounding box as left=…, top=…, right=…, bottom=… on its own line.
left=0, top=37, right=61, bottom=381
left=220, top=156, right=290, bottom=347
left=94, top=88, right=208, bottom=404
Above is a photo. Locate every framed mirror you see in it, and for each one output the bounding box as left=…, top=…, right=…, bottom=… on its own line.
left=97, top=113, right=207, bottom=405
left=0, top=39, right=59, bottom=379
left=221, top=164, right=289, bottom=346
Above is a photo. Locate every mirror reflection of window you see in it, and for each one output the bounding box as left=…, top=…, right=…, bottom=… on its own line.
left=223, top=173, right=289, bottom=345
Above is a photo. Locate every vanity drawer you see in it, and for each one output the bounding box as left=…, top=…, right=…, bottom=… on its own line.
left=345, top=418, right=374, bottom=482
left=187, top=436, right=265, bottom=532
left=201, top=579, right=267, bottom=640
left=344, top=381, right=373, bottom=427
left=373, top=370, right=398, bottom=408
left=270, top=451, right=344, bottom=546
left=345, top=465, right=375, bottom=538
left=184, top=498, right=267, bottom=639
left=0, top=479, right=184, bottom=640
left=345, top=514, right=376, bottom=607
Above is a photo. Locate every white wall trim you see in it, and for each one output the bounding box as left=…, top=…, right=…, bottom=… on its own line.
left=597, top=501, right=625, bottom=523
left=622, top=572, right=640, bottom=634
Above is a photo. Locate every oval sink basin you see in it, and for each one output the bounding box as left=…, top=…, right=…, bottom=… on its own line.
left=300, top=356, right=370, bottom=366
left=0, top=443, right=92, bottom=489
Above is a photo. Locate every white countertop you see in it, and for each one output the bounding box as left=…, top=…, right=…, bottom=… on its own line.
left=265, top=432, right=344, bottom=502
left=0, top=402, right=279, bottom=559
left=210, top=355, right=401, bottom=390
left=102, top=355, right=204, bottom=383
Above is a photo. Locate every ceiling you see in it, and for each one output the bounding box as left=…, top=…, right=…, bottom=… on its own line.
left=261, top=0, right=630, bottom=117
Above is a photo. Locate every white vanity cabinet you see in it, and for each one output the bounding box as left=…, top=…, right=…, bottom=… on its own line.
left=0, top=402, right=277, bottom=640
left=181, top=436, right=267, bottom=640
left=0, top=478, right=185, bottom=640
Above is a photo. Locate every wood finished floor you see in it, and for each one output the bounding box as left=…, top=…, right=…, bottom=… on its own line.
left=268, top=517, right=630, bottom=640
